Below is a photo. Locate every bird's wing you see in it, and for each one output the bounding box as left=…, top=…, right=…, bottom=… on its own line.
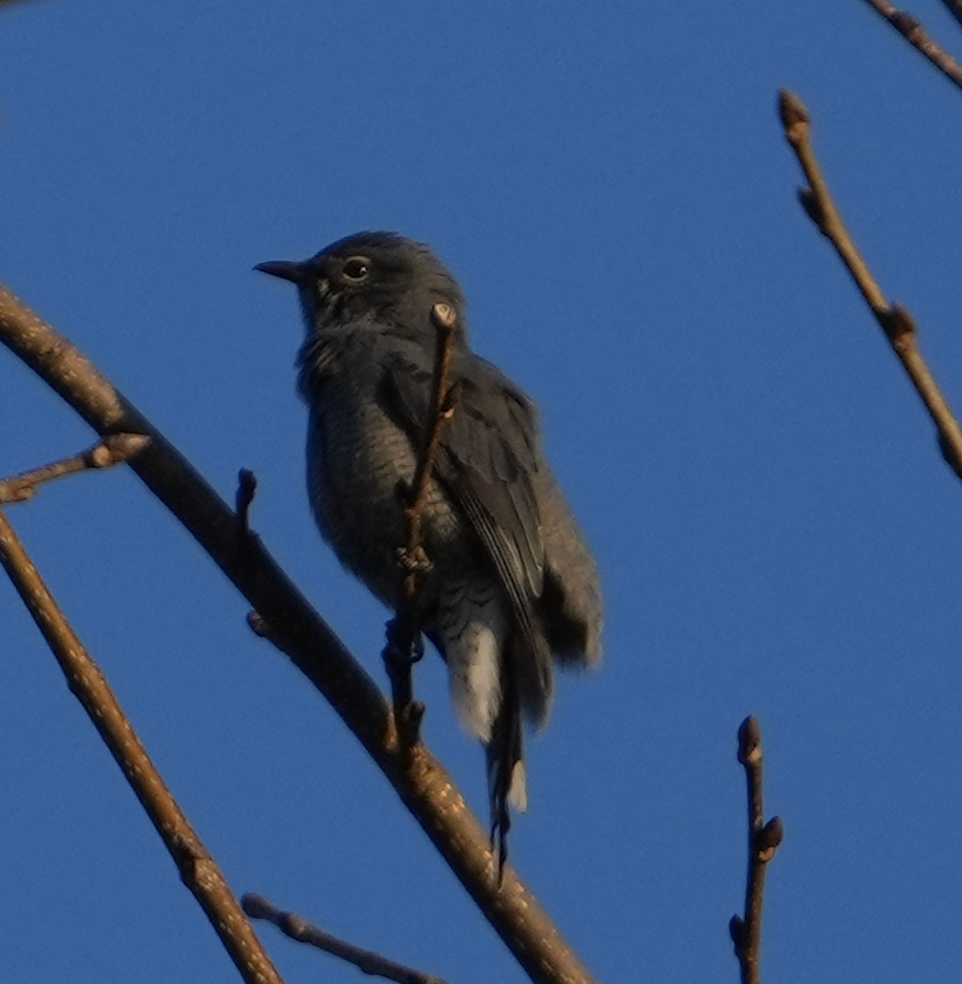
left=379, top=348, right=546, bottom=642
left=532, top=468, right=603, bottom=667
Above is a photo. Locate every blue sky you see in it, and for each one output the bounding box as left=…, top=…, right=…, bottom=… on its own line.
left=3, top=2, right=962, bottom=982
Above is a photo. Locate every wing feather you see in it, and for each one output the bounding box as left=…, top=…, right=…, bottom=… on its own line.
left=379, top=350, right=551, bottom=695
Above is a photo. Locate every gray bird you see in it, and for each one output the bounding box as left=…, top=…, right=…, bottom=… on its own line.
left=256, top=232, right=602, bottom=862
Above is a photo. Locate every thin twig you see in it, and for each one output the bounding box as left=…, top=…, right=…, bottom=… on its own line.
left=729, top=717, right=784, bottom=984
left=0, top=281, right=598, bottom=984
left=383, top=301, right=460, bottom=738
left=404, top=303, right=460, bottom=567
left=0, top=504, right=285, bottom=984
left=243, top=894, right=455, bottom=984
left=857, top=0, right=962, bottom=91
left=0, top=433, right=149, bottom=503
left=779, top=89, right=962, bottom=482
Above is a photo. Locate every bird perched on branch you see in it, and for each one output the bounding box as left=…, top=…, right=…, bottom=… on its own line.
left=256, top=232, right=602, bottom=868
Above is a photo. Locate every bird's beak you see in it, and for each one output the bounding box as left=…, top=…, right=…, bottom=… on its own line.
left=254, top=259, right=308, bottom=284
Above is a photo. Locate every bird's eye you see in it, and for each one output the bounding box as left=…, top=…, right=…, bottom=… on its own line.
left=342, top=257, right=370, bottom=283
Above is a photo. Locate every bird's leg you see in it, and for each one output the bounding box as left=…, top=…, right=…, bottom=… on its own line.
left=384, top=540, right=431, bottom=743
left=382, top=610, right=426, bottom=745
left=234, top=468, right=258, bottom=536
left=386, top=536, right=432, bottom=723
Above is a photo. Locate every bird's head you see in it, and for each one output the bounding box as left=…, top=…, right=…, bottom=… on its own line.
left=256, top=231, right=468, bottom=345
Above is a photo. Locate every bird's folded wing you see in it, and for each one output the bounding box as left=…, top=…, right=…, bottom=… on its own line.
left=379, top=350, right=546, bottom=642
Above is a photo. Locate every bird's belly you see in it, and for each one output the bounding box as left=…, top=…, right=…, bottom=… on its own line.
left=305, top=402, right=464, bottom=607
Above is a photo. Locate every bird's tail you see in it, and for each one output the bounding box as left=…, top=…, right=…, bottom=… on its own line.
left=486, top=671, right=527, bottom=879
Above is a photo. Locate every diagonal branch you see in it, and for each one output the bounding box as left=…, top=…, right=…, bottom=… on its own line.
left=779, top=89, right=962, bottom=483
left=243, top=894, right=455, bottom=984
left=0, top=504, right=286, bottom=984
left=857, top=0, right=962, bottom=91
left=0, top=281, right=598, bottom=984
left=729, top=717, right=783, bottom=984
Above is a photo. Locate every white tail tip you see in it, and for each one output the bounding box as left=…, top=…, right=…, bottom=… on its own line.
left=508, top=761, right=528, bottom=812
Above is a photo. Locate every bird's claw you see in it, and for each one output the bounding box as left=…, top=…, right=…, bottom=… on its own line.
left=396, top=545, right=433, bottom=575
left=385, top=616, right=425, bottom=665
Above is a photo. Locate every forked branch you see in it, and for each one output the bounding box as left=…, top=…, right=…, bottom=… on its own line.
left=0, top=505, right=285, bottom=984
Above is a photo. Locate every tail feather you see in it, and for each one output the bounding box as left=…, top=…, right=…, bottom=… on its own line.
left=436, top=586, right=552, bottom=880
left=486, top=676, right=525, bottom=878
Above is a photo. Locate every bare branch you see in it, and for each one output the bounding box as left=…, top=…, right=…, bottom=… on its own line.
left=0, top=281, right=598, bottom=984
left=405, top=302, right=460, bottom=543
left=0, top=433, right=149, bottom=503
left=383, top=301, right=461, bottom=738
left=729, top=716, right=783, bottom=984
left=0, top=504, right=285, bottom=984
left=857, top=0, right=962, bottom=91
left=779, top=89, right=962, bottom=482
left=243, top=894, right=455, bottom=984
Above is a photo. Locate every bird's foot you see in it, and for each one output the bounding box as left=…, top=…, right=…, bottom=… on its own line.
left=383, top=616, right=426, bottom=746
left=395, top=544, right=433, bottom=575
left=384, top=615, right=425, bottom=666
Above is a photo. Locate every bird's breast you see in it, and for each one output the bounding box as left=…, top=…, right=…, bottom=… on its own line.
left=304, top=380, right=466, bottom=608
